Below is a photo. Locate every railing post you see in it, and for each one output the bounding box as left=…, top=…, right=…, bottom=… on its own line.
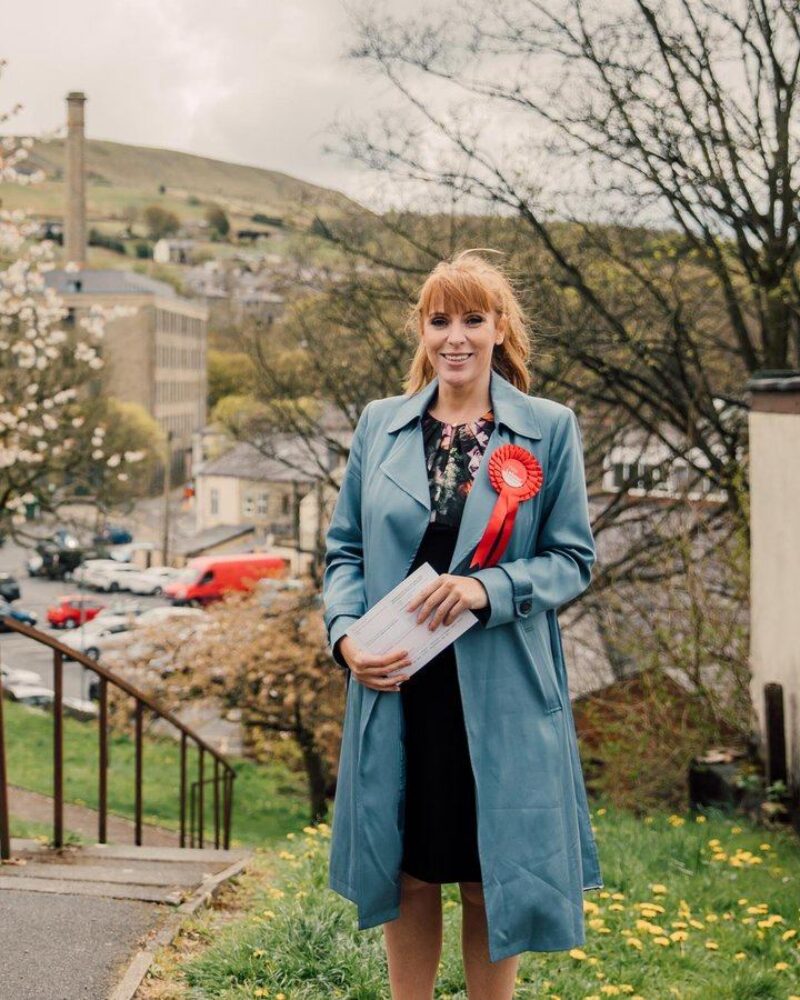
left=134, top=700, right=143, bottom=846
left=179, top=731, right=187, bottom=848
left=0, top=660, right=10, bottom=860
left=53, top=649, right=63, bottom=848
left=198, top=746, right=204, bottom=848
left=213, top=757, right=220, bottom=849
left=98, top=675, right=108, bottom=843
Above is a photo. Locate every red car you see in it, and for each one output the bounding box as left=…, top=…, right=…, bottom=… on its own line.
left=47, top=594, right=106, bottom=629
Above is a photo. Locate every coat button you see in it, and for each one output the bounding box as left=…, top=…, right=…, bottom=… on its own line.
left=519, top=600, right=532, bottom=614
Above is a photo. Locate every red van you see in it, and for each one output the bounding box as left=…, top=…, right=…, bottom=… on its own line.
left=164, top=553, right=289, bottom=606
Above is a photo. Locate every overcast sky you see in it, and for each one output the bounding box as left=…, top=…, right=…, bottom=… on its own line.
left=0, top=0, right=425, bottom=206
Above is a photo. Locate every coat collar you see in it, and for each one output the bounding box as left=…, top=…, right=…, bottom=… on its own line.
left=385, top=368, right=542, bottom=439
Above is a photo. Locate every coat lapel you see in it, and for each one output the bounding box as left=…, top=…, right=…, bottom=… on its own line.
left=380, top=368, right=544, bottom=575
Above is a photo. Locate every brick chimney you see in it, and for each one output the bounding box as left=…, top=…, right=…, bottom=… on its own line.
left=64, top=91, right=87, bottom=268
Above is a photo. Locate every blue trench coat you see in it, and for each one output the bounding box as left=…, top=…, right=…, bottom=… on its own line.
left=322, top=368, right=604, bottom=963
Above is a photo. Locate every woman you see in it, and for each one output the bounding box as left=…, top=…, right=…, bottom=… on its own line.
left=323, top=250, right=603, bottom=999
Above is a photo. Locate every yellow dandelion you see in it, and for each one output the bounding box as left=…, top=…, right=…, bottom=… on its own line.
left=759, top=842, right=771, bottom=850
left=600, top=987, right=621, bottom=996
left=625, top=937, right=643, bottom=950
left=286, top=832, right=295, bottom=839
left=653, top=936, right=671, bottom=946
left=569, top=947, right=588, bottom=960
left=596, top=807, right=607, bottom=816
left=705, top=913, right=719, bottom=922
left=737, top=898, right=748, bottom=906
left=252, top=948, right=266, bottom=957
left=670, top=931, right=688, bottom=942
left=695, top=815, right=707, bottom=823
left=643, top=816, right=654, bottom=824
left=774, top=962, right=789, bottom=971
left=689, top=919, right=705, bottom=929
left=781, top=928, right=797, bottom=941
left=609, top=903, right=626, bottom=912
left=651, top=884, right=668, bottom=895
left=733, top=952, right=746, bottom=960
left=705, top=940, right=719, bottom=950
left=612, top=892, right=626, bottom=900
left=731, top=825, right=742, bottom=833
left=584, top=900, right=601, bottom=914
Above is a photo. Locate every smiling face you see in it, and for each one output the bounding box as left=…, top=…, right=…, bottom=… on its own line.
left=422, top=299, right=505, bottom=389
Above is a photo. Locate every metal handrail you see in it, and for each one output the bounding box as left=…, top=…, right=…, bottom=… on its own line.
left=0, top=616, right=236, bottom=858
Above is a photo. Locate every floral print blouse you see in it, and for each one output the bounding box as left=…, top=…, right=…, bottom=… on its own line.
left=421, top=407, right=495, bottom=526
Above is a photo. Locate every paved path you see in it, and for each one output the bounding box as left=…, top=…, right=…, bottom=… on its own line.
left=1, top=839, right=252, bottom=1000
left=8, top=784, right=180, bottom=847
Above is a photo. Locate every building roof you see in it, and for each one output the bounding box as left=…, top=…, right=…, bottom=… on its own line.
left=44, top=268, right=178, bottom=298
left=173, top=522, right=256, bottom=557
left=198, top=437, right=330, bottom=483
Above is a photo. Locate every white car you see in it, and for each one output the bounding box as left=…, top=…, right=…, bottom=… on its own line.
left=1, top=663, right=42, bottom=687
left=84, top=562, right=141, bottom=593
left=3, top=683, right=54, bottom=707
left=136, top=606, right=204, bottom=627
left=125, top=567, right=181, bottom=596
left=72, top=560, right=121, bottom=586
left=60, top=620, right=135, bottom=660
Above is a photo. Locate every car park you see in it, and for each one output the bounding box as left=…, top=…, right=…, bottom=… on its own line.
left=46, top=594, right=106, bottom=629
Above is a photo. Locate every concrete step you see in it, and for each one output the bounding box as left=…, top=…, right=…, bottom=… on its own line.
left=1, top=860, right=221, bottom=887
left=0, top=874, right=187, bottom=904
left=10, top=836, right=248, bottom=866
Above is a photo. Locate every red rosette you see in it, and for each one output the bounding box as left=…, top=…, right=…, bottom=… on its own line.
left=470, top=444, right=544, bottom=569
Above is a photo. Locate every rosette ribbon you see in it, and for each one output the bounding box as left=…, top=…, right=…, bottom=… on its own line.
left=469, top=444, right=544, bottom=569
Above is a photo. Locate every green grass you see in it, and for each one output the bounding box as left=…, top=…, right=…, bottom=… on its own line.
left=2, top=699, right=310, bottom=848
left=172, top=803, right=800, bottom=999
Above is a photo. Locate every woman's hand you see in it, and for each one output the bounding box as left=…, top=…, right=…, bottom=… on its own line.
left=406, top=574, right=489, bottom=629
left=337, top=635, right=412, bottom=692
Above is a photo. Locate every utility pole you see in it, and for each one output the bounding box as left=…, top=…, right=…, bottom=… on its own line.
left=162, top=429, right=173, bottom=566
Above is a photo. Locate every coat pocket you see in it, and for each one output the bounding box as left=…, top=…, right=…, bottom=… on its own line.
left=520, top=614, right=563, bottom=714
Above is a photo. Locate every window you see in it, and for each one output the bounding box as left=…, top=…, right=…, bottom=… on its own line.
left=210, top=488, right=219, bottom=515
left=257, top=492, right=268, bottom=516
left=243, top=493, right=255, bottom=516
left=281, top=494, right=291, bottom=515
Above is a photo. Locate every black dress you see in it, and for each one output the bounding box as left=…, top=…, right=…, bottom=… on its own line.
left=399, top=404, right=495, bottom=884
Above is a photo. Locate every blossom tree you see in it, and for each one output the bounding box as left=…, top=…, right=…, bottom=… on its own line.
left=0, top=75, right=154, bottom=542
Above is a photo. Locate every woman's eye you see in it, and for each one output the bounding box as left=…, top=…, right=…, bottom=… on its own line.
left=430, top=316, right=447, bottom=327
left=466, top=314, right=484, bottom=325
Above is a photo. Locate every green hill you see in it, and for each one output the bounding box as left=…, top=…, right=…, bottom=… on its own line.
left=0, top=136, right=362, bottom=229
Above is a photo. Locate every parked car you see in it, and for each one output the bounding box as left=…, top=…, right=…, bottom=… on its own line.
left=125, top=566, right=181, bottom=596
left=1, top=663, right=42, bottom=687
left=164, top=553, right=289, bottom=606
left=2, top=683, right=54, bottom=707
left=93, top=525, right=134, bottom=546
left=60, top=621, right=135, bottom=661
left=0, top=600, right=38, bottom=631
left=135, top=606, right=204, bottom=627
left=71, top=559, right=122, bottom=587
left=46, top=594, right=106, bottom=629
left=0, top=573, right=21, bottom=603
left=2, top=681, right=99, bottom=721
left=77, top=560, right=139, bottom=592
left=27, top=542, right=108, bottom=581
left=62, top=696, right=99, bottom=721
